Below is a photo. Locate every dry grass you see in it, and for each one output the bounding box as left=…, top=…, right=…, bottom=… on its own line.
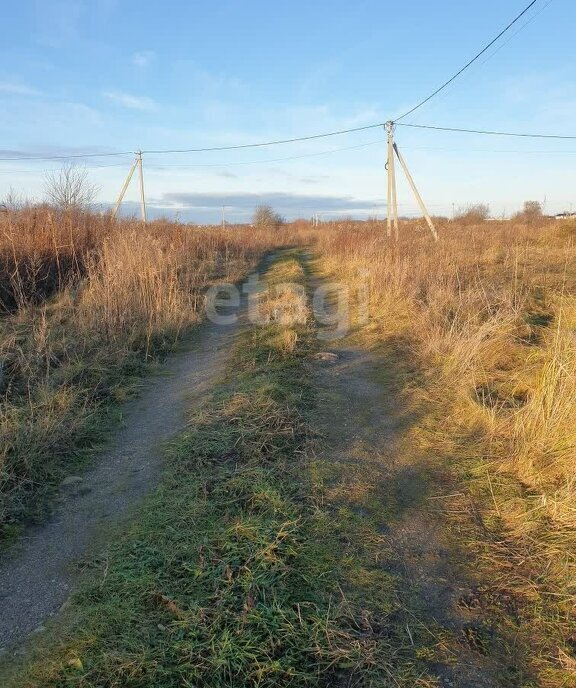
left=0, top=205, right=117, bottom=312
left=313, top=216, right=576, bottom=685
left=0, top=209, right=284, bottom=537
left=4, top=250, right=439, bottom=688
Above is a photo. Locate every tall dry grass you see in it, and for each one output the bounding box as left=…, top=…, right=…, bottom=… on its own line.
left=0, top=209, right=283, bottom=536
left=313, top=217, right=576, bottom=684
left=0, top=205, right=117, bottom=312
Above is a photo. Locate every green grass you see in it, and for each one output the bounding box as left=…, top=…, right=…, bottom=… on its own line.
left=0, top=311, right=151, bottom=543
left=0, top=245, right=275, bottom=543
left=3, top=250, right=453, bottom=687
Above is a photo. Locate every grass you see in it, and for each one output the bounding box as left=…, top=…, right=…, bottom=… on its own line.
left=313, top=217, right=576, bottom=686
left=3, top=250, right=442, bottom=688
left=3, top=215, right=575, bottom=685
left=0, top=210, right=282, bottom=540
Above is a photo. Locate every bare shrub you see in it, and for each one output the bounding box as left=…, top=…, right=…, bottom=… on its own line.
left=43, top=163, right=100, bottom=210
left=253, top=204, right=285, bottom=230
left=512, top=200, right=544, bottom=225
left=455, top=203, right=490, bottom=224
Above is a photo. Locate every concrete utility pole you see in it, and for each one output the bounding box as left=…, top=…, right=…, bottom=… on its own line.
left=385, top=121, right=399, bottom=240
left=137, top=151, right=147, bottom=223
left=112, top=150, right=147, bottom=223
left=393, top=142, right=438, bottom=241
left=384, top=121, right=438, bottom=242
left=112, top=157, right=139, bottom=219
left=221, top=205, right=226, bottom=229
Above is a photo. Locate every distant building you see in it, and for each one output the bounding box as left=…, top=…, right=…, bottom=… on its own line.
left=554, top=212, right=576, bottom=220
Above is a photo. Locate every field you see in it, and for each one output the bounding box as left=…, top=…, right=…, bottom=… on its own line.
left=0, top=207, right=283, bottom=536
left=0, top=209, right=574, bottom=687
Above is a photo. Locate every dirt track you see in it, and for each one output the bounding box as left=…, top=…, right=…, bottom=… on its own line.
left=0, top=307, right=243, bottom=652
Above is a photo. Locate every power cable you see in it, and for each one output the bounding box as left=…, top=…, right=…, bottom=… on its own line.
left=403, top=0, right=555, bottom=113
left=140, top=123, right=383, bottom=154
left=394, top=0, right=543, bottom=122
left=0, top=123, right=385, bottom=162
left=0, top=150, right=134, bottom=162
left=403, top=144, right=576, bottom=155
left=148, top=139, right=384, bottom=169
left=395, top=122, right=576, bottom=139
left=7, top=138, right=576, bottom=176
left=0, top=140, right=385, bottom=175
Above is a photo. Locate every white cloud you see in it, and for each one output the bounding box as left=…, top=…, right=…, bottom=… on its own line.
left=0, top=81, right=41, bottom=96
left=131, top=50, right=156, bottom=68
left=102, top=90, right=156, bottom=111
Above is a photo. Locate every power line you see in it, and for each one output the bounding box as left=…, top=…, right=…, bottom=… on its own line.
left=0, top=161, right=134, bottom=174
left=141, top=123, right=383, bottom=154
left=395, top=122, right=576, bottom=139
left=0, top=123, right=383, bottom=162
left=394, top=0, right=543, bottom=122
left=403, top=144, right=576, bottom=155
left=6, top=137, right=576, bottom=178
left=149, top=139, right=384, bottom=169
left=467, top=0, right=554, bottom=73
left=0, top=150, right=134, bottom=162
left=0, top=140, right=385, bottom=175
left=405, top=0, right=555, bottom=113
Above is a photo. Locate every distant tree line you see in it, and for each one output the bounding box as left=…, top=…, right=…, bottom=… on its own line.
left=455, top=200, right=544, bottom=225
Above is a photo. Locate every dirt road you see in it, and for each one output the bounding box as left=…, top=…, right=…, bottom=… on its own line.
left=0, top=294, right=245, bottom=651
left=311, top=264, right=503, bottom=687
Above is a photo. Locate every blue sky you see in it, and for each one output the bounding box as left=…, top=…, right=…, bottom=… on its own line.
left=0, top=0, right=574, bottom=221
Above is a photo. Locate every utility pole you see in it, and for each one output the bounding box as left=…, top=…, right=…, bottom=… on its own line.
left=393, top=142, right=438, bottom=241
left=221, top=205, right=226, bottom=229
left=137, top=151, right=147, bottom=223
left=112, top=151, right=147, bottom=222
left=384, top=121, right=438, bottom=242
left=112, top=156, right=139, bottom=219
left=385, top=121, right=399, bottom=240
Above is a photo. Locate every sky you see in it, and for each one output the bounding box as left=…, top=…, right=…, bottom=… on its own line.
left=0, top=0, right=575, bottom=222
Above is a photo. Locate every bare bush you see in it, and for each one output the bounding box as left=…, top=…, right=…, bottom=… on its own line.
left=253, top=204, right=285, bottom=230
left=455, top=203, right=490, bottom=224
left=43, top=163, right=100, bottom=209
left=512, top=200, right=543, bottom=225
